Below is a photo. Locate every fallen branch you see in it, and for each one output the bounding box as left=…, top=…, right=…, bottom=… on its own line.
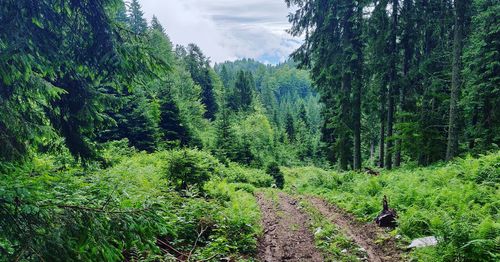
left=187, top=224, right=209, bottom=262
left=156, top=238, right=187, bottom=258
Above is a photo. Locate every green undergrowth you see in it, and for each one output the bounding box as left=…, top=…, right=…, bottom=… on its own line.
left=298, top=199, right=366, bottom=261
left=0, top=145, right=269, bottom=261
left=283, top=152, right=500, bottom=261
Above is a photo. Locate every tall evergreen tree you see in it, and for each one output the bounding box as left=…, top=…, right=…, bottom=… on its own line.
left=287, top=0, right=364, bottom=169
left=184, top=44, right=218, bottom=120
left=285, top=112, right=296, bottom=142
left=298, top=104, right=310, bottom=130
left=462, top=0, right=499, bottom=152
left=128, top=0, right=148, bottom=34
left=159, top=92, right=189, bottom=146
left=385, top=0, right=399, bottom=169
left=150, top=15, right=165, bottom=34
left=446, top=0, right=469, bottom=160
left=231, top=70, right=254, bottom=111
left=215, top=108, right=238, bottom=161
left=220, top=65, right=232, bottom=89
left=395, top=0, right=417, bottom=167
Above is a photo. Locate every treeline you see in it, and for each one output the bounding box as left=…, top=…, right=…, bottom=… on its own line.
left=286, top=0, right=499, bottom=169
left=0, top=0, right=323, bottom=168
left=213, top=60, right=323, bottom=166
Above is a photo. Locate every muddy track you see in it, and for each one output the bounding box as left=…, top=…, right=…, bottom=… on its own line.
left=306, top=197, right=404, bottom=262
left=256, top=192, right=324, bottom=262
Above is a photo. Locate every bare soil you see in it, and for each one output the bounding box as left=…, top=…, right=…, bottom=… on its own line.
left=306, top=196, right=405, bottom=262
left=256, top=192, right=324, bottom=262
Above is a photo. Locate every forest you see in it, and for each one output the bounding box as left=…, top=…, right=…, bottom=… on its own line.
left=0, top=0, right=498, bottom=261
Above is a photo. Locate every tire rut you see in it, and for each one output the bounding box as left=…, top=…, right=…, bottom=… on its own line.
left=306, top=196, right=404, bottom=262
left=256, top=192, right=324, bottom=262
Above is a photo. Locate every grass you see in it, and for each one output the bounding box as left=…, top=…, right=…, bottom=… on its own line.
left=298, top=199, right=367, bottom=262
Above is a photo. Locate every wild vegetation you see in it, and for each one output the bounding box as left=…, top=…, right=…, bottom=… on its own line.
left=0, top=0, right=498, bottom=261
left=283, top=152, right=500, bottom=261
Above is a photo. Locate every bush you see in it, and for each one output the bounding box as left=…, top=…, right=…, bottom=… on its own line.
left=164, top=149, right=222, bottom=192
left=204, top=180, right=262, bottom=256
left=222, top=163, right=273, bottom=188
left=266, top=162, right=285, bottom=189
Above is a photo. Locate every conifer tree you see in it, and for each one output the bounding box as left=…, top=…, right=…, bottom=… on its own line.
left=150, top=15, right=165, bottom=34
left=285, top=112, right=295, bottom=142
left=128, top=0, right=148, bottom=34
left=184, top=44, right=218, bottom=120
left=298, top=104, right=310, bottom=130
left=231, top=70, right=254, bottom=111
left=463, top=0, right=500, bottom=152
left=446, top=0, right=470, bottom=160
left=159, top=92, right=189, bottom=146
left=215, top=108, right=238, bottom=161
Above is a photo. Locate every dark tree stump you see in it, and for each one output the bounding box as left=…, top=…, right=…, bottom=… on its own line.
left=364, top=167, right=380, bottom=176
left=375, top=195, right=397, bottom=228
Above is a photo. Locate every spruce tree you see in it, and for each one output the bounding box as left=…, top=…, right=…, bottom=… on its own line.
left=285, top=112, right=295, bottom=142
left=128, top=0, right=148, bottom=34
left=446, top=0, right=469, bottom=160
left=185, top=44, right=218, bottom=120
left=385, top=0, right=399, bottom=170
left=298, top=104, right=310, bottom=130
left=150, top=15, right=165, bottom=34
left=232, top=70, right=253, bottom=111
left=215, top=108, right=238, bottom=161
left=159, top=92, right=189, bottom=146
left=463, top=0, right=500, bottom=152
left=287, top=0, right=364, bottom=169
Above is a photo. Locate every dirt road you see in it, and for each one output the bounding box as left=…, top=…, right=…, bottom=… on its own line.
left=256, top=192, right=324, bottom=261
left=255, top=191, right=404, bottom=262
left=307, top=197, right=403, bottom=262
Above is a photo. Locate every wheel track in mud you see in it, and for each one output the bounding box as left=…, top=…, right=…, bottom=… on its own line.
left=255, top=191, right=404, bottom=262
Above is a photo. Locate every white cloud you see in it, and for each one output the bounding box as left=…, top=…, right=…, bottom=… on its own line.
left=138, top=0, right=302, bottom=64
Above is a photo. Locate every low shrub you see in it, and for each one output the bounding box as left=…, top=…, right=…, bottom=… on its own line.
left=164, top=149, right=222, bottom=192
left=222, top=163, right=273, bottom=188
left=266, top=162, right=285, bottom=189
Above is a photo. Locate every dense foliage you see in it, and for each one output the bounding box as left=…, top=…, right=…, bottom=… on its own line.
left=286, top=0, right=500, bottom=170
left=0, top=145, right=268, bottom=261
left=1, top=0, right=498, bottom=261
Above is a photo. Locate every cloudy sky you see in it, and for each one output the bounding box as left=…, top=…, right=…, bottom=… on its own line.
left=138, top=0, right=302, bottom=64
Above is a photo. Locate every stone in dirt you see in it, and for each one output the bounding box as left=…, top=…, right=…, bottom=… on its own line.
left=407, top=236, right=438, bottom=249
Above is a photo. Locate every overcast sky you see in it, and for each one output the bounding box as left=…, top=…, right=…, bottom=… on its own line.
left=137, top=0, right=301, bottom=64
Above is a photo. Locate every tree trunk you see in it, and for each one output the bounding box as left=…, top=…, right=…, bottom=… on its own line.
left=353, top=4, right=363, bottom=171
left=379, top=84, right=386, bottom=168
left=370, top=138, right=376, bottom=164
left=385, top=0, right=398, bottom=170
left=340, top=75, right=351, bottom=170
left=446, top=0, right=465, bottom=161
left=396, top=0, right=413, bottom=167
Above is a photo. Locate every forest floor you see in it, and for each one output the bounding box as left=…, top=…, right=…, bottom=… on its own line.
left=256, top=190, right=404, bottom=262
